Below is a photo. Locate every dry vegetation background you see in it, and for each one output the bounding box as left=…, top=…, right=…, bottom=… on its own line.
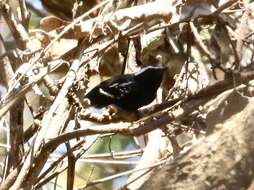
left=1, top=0, right=254, bottom=189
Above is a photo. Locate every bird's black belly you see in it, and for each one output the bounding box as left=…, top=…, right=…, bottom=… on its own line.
left=113, top=90, right=156, bottom=111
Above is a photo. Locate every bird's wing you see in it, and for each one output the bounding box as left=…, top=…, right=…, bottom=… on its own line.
left=100, top=75, right=137, bottom=100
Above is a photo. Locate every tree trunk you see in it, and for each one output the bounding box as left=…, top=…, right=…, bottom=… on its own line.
left=140, top=98, right=254, bottom=190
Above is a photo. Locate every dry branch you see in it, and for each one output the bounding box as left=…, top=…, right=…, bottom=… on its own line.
left=0, top=1, right=29, bottom=50
left=0, top=0, right=253, bottom=189
left=42, top=70, right=254, bottom=150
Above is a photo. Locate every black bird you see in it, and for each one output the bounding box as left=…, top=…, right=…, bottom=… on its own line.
left=85, top=65, right=166, bottom=111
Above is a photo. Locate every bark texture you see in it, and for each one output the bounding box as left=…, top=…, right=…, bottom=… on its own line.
left=140, top=98, right=254, bottom=190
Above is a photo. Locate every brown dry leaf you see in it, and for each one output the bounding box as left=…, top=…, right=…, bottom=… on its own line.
left=140, top=29, right=166, bottom=65
left=54, top=0, right=173, bottom=40
left=235, top=3, right=254, bottom=67
left=109, top=0, right=172, bottom=31
left=29, top=31, right=51, bottom=48
left=39, top=1, right=173, bottom=41
left=48, top=38, right=78, bottom=58
left=40, top=16, right=68, bottom=32
left=26, top=36, right=43, bottom=52
left=98, top=43, right=123, bottom=76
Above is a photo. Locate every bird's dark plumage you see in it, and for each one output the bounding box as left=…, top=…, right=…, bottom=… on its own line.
left=85, top=65, right=166, bottom=111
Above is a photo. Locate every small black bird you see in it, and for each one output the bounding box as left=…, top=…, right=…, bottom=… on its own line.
left=85, top=65, right=166, bottom=111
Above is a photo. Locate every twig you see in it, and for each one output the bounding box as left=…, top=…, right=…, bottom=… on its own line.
left=210, top=0, right=239, bottom=17
left=0, top=1, right=29, bottom=50
left=121, top=167, right=154, bottom=189
left=36, top=165, right=67, bottom=189
left=0, top=0, right=110, bottom=108
left=79, top=149, right=143, bottom=159
left=35, top=136, right=99, bottom=189
left=42, top=70, right=254, bottom=149
left=66, top=142, right=76, bottom=190
left=44, top=0, right=110, bottom=53
left=49, top=156, right=140, bottom=165
left=77, top=159, right=167, bottom=189
left=18, top=0, right=30, bottom=30
left=189, top=22, right=216, bottom=61
left=36, top=140, right=85, bottom=183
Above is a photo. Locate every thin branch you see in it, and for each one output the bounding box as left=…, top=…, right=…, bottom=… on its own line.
left=43, top=70, right=254, bottom=149
left=77, top=159, right=167, bottom=189
left=66, top=142, right=76, bottom=190
left=36, top=140, right=85, bottom=184
left=79, top=149, right=143, bottom=159
left=18, top=0, right=30, bottom=30
left=0, top=1, right=29, bottom=50
left=49, top=157, right=140, bottom=165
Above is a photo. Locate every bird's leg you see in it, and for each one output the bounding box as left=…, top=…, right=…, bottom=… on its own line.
left=79, top=105, right=140, bottom=123
left=107, top=105, right=139, bottom=122
left=107, top=105, right=118, bottom=117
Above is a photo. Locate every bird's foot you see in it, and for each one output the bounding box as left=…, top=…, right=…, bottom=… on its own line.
left=107, top=105, right=140, bottom=122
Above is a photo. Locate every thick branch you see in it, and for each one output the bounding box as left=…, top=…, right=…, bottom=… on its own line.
left=41, top=71, right=254, bottom=151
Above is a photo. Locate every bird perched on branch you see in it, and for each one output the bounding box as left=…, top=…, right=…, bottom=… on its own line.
left=85, top=65, right=166, bottom=111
